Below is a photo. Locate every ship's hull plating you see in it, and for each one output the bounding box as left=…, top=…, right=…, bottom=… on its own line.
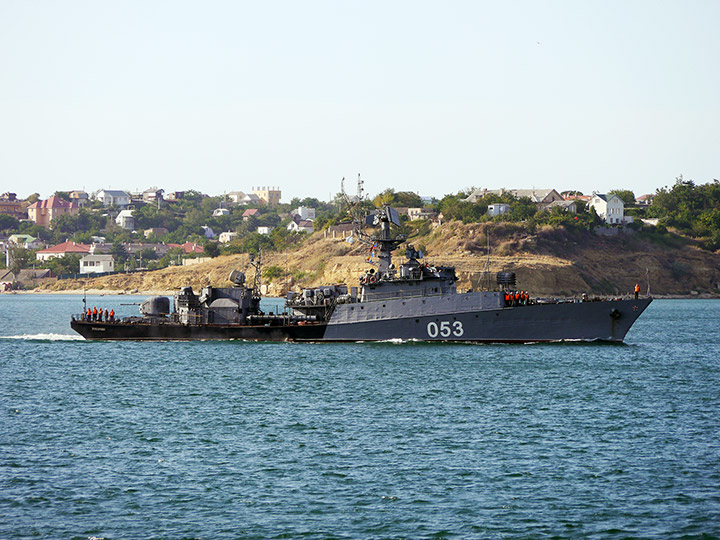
left=71, top=297, right=651, bottom=342
left=70, top=320, right=328, bottom=341
left=323, top=297, right=651, bottom=342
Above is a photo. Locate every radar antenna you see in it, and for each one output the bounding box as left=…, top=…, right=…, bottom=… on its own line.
left=337, top=174, right=367, bottom=223
left=356, top=205, right=407, bottom=276
left=248, top=251, right=262, bottom=297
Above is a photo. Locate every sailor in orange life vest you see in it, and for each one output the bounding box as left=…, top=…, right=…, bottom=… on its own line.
left=634, top=283, right=640, bottom=299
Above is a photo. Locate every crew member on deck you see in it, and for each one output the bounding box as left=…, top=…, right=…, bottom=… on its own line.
left=109, top=309, right=114, bottom=322
left=92, top=307, right=97, bottom=321
left=104, top=309, right=109, bottom=321
left=634, top=283, right=640, bottom=299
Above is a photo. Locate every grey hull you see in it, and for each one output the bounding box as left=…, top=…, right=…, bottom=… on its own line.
left=323, top=295, right=652, bottom=342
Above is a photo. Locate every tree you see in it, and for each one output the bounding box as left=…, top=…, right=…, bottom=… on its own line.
left=0, top=214, right=19, bottom=232
left=372, top=189, right=423, bottom=208
left=8, top=247, right=32, bottom=275
left=110, top=241, right=128, bottom=265
left=609, top=189, right=636, bottom=205
left=42, top=254, right=81, bottom=275
left=203, top=241, right=220, bottom=258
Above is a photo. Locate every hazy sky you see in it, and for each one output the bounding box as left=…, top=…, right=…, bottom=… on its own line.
left=1, top=0, right=718, bottom=202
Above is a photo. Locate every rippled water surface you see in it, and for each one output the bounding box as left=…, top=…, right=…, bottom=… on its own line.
left=1, top=295, right=719, bottom=539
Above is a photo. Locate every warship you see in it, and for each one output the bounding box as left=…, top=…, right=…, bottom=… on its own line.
left=71, top=205, right=652, bottom=342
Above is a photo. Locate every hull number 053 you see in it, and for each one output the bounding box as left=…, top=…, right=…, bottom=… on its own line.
left=426, top=320, right=464, bottom=338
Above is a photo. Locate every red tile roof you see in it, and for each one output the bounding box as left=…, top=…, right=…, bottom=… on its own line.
left=168, top=242, right=205, bottom=254
left=27, top=195, right=77, bottom=210
left=36, top=241, right=90, bottom=254
left=242, top=208, right=260, bottom=217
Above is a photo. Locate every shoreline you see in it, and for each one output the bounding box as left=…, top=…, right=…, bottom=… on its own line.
left=4, top=288, right=719, bottom=300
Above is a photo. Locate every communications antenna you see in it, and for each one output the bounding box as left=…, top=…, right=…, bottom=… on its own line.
left=481, top=232, right=491, bottom=290
left=249, top=251, right=262, bottom=297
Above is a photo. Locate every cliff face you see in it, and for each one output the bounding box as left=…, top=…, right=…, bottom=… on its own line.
left=40, top=222, right=720, bottom=296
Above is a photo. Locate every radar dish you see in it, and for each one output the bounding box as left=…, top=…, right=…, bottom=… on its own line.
left=387, top=207, right=401, bottom=227
left=229, top=269, right=246, bottom=286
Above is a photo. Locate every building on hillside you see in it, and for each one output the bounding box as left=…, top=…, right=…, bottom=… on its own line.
left=27, top=195, right=79, bottom=227
left=212, top=207, right=230, bottom=217
left=69, top=190, right=90, bottom=207
left=287, top=218, right=313, bottom=234
left=242, top=208, right=260, bottom=221
left=144, top=227, right=169, bottom=238
left=35, top=241, right=90, bottom=262
left=544, top=200, right=577, bottom=213
left=252, top=186, right=281, bottom=206
left=407, top=207, right=438, bottom=221
left=8, top=234, right=45, bottom=250
left=218, top=231, right=238, bottom=243
left=636, top=194, right=654, bottom=206
left=176, top=242, right=204, bottom=254
left=88, top=242, right=111, bottom=255
left=563, top=193, right=591, bottom=203
left=228, top=191, right=261, bottom=205
left=257, top=226, right=273, bottom=235
left=202, top=225, right=216, bottom=238
left=115, top=209, right=135, bottom=230
left=292, top=206, right=316, bottom=221
left=93, top=189, right=131, bottom=207
left=165, top=191, right=184, bottom=201
left=0, top=193, right=26, bottom=219
left=487, top=203, right=511, bottom=217
left=589, top=193, right=626, bottom=224
left=142, top=187, right=164, bottom=203
left=80, top=254, right=115, bottom=274
left=464, top=188, right=564, bottom=207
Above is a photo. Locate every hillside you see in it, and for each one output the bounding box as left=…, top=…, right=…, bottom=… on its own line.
left=38, top=222, right=720, bottom=297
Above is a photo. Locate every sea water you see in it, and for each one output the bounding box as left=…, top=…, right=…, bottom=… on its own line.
left=1, top=295, right=719, bottom=539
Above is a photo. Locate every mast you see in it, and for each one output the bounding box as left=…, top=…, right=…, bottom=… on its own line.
left=366, top=206, right=405, bottom=276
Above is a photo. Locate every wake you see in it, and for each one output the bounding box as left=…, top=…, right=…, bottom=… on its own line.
left=0, top=333, right=84, bottom=341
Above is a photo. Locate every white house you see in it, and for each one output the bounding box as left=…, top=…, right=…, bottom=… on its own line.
left=115, top=209, right=135, bottom=230
left=218, top=231, right=238, bottom=243
left=7, top=234, right=45, bottom=250
left=292, top=206, right=316, bottom=221
left=589, top=194, right=625, bottom=224
left=80, top=254, right=115, bottom=274
left=287, top=219, right=314, bottom=233
left=228, top=191, right=262, bottom=205
left=257, top=226, right=273, bottom=235
left=407, top=207, right=438, bottom=221
left=488, top=203, right=511, bottom=217
left=94, top=189, right=131, bottom=208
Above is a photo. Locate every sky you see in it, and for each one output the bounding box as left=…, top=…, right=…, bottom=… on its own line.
left=1, top=0, right=718, bottom=203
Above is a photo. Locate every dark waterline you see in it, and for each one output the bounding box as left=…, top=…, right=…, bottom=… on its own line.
left=1, top=296, right=719, bottom=539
